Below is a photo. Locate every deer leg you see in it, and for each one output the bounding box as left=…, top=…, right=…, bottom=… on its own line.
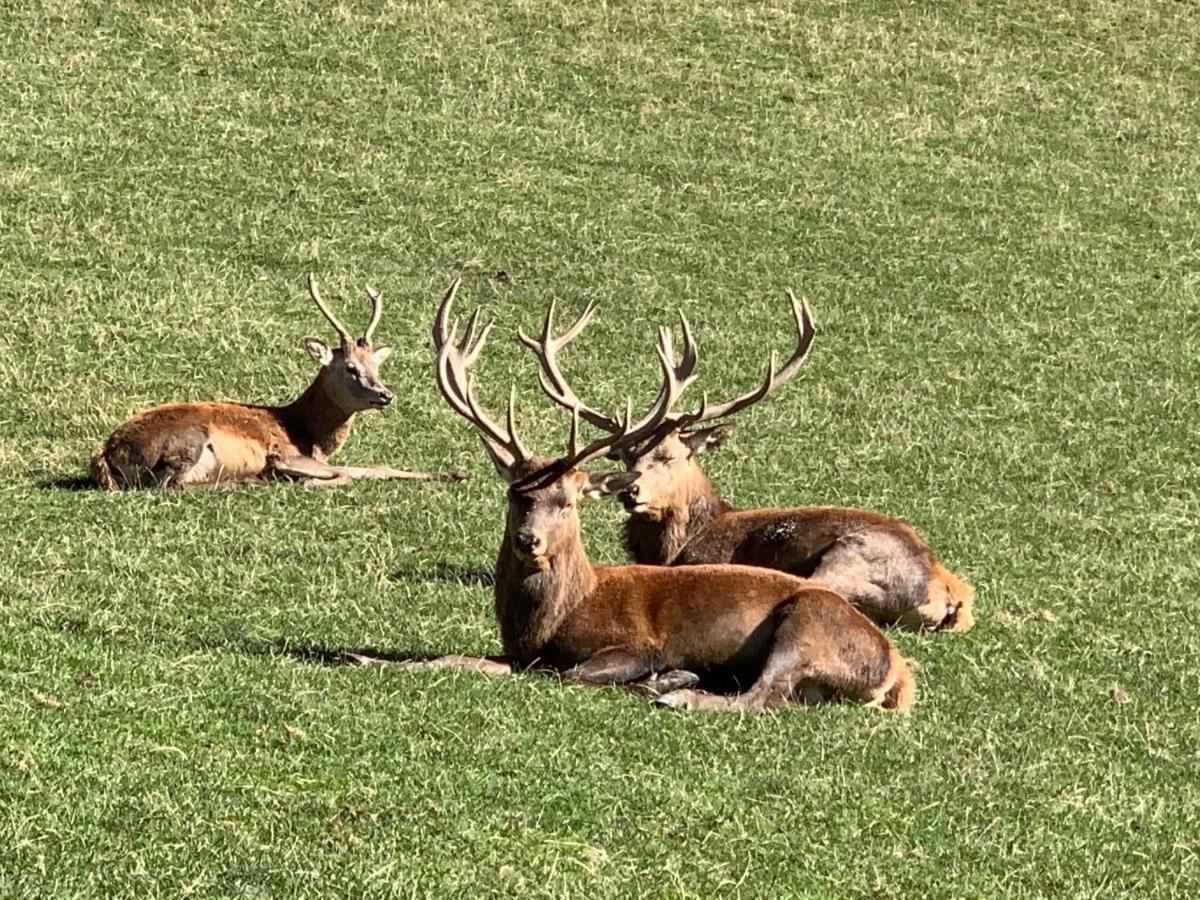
left=265, top=455, right=350, bottom=486
left=346, top=653, right=514, bottom=677
left=653, top=688, right=743, bottom=711
left=152, top=427, right=210, bottom=488
left=894, top=597, right=949, bottom=631
left=808, top=549, right=893, bottom=626
left=564, top=648, right=702, bottom=697
left=339, top=465, right=470, bottom=483
left=636, top=668, right=702, bottom=695
left=567, top=647, right=658, bottom=684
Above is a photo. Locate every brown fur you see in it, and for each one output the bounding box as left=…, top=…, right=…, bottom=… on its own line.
left=477, top=461, right=914, bottom=712
left=89, top=445, right=118, bottom=489
left=619, top=431, right=974, bottom=632
left=427, top=289, right=911, bottom=712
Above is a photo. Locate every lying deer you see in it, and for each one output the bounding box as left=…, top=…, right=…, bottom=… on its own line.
left=91, top=275, right=462, bottom=489
left=394, top=281, right=915, bottom=713
left=520, top=290, right=974, bottom=632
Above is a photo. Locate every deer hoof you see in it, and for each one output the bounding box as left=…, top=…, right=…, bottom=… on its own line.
left=646, top=669, right=701, bottom=693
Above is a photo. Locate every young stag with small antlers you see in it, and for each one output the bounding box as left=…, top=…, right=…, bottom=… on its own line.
left=91, top=275, right=463, bottom=489
left=404, top=280, right=914, bottom=713
left=521, top=290, right=974, bottom=632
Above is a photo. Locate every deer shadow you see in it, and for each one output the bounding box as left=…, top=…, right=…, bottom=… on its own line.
left=37, top=475, right=95, bottom=491
left=388, top=561, right=495, bottom=588
left=263, top=637, right=438, bottom=667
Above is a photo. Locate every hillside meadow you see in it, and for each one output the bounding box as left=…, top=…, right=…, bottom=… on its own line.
left=1, top=1, right=1198, bottom=896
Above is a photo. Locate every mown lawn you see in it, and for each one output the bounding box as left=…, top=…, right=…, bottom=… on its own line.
left=1, top=0, right=1198, bottom=895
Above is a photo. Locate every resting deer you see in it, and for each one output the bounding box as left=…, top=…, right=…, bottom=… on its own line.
left=91, top=275, right=463, bottom=489
left=520, top=290, right=974, bottom=632
left=396, top=281, right=915, bottom=713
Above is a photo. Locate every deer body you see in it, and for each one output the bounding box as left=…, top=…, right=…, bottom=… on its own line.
left=619, top=432, right=974, bottom=632
left=92, top=383, right=353, bottom=488
left=91, top=275, right=459, bottom=489
left=421, top=282, right=915, bottom=713
left=495, top=526, right=907, bottom=705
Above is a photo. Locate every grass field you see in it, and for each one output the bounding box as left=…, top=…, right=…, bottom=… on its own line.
left=2, top=0, right=1199, bottom=895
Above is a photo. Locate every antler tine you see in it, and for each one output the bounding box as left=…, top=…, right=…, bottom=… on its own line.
left=675, top=310, right=699, bottom=382
left=362, top=285, right=383, bottom=344
left=675, top=288, right=815, bottom=426
left=432, top=278, right=532, bottom=466
left=566, top=404, right=580, bottom=461
left=513, top=400, right=636, bottom=493
left=307, top=273, right=354, bottom=345
left=608, top=335, right=687, bottom=451
left=518, top=299, right=620, bottom=432
left=505, top=384, right=532, bottom=461
left=566, top=398, right=634, bottom=467
left=433, top=278, right=462, bottom=346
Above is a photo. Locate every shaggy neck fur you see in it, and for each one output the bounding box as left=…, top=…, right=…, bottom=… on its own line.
left=281, top=375, right=356, bottom=460
left=624, top=467, right=732, bottom=564
left=493, top=526, right=598, bottom=663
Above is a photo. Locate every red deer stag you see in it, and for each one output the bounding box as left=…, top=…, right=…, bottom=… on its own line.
left=520, top=290, right=974, bottom=632
left=91, top=275, right=463, bottom=489
left=400, top=280, right=915, bottom=712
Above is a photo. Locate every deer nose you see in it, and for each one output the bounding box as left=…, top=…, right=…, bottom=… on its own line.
left=376, top=389, right=394, bottom=407
left=514, top=531, right=543, bottom=556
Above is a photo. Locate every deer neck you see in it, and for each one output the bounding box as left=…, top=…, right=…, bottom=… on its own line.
left=624, top=468, right=730, bottom=564
left=493, top=526, right=597, bottom=664
left=283, top=376, right=355, bottom=461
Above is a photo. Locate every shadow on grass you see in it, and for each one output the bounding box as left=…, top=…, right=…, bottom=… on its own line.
left=388, top=562, right=495, bottom=587
left=38, top=612, right=470, bottom=670
left=263, top=637, right=441, bottom=667
left=37, top=475, right=95, bottom=491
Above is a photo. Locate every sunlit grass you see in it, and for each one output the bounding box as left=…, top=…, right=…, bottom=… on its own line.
left=1, top=1, right=1198, bottom=895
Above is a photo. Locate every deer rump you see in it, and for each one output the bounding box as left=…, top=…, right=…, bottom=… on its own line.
left=92, top=402, right=284, bottom=488
left=657, top=508, right=975, bottom=633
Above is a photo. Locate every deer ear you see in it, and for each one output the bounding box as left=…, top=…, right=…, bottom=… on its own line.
left=682, top=423, right=734, bottom=456
left=304, top=338, right=334, bottom=366
left=372, top=345, right=393, bottom=365
left=582, top=470, right=639, bottom=500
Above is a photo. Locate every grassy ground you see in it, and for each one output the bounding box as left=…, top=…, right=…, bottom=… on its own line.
left=2, top=0, right=1198, bottom=895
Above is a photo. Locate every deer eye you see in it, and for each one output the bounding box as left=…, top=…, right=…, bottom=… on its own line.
left=345, top=363, right=360, bottom=377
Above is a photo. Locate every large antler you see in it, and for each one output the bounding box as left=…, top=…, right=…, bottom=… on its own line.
left=435, top=282, right=682, bottom=489
left=524, top=288, right=814, bottom=445
left=520, top=300, right=700, bottom=437
left=307, top=274, right=354, bottom=346
left=673, top=288, right=815, bottom=428
left=433, top=279, right=532, bottom=469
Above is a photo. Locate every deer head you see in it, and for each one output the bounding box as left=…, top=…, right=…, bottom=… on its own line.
left=304, top=274, right=395, bottom=413
left=520, top=288, right=815, bottom=519
left=432, top=280, right=693, bottom=568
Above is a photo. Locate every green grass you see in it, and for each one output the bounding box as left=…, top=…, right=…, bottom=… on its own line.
left=2, top=0, right=1199, bottom=895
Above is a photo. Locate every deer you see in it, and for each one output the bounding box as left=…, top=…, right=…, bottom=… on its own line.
left=386, top=280, right=916, bottom=713
left=90, top=275, right=465, bottom=489
left=519, top=289, right=975, bottom=633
